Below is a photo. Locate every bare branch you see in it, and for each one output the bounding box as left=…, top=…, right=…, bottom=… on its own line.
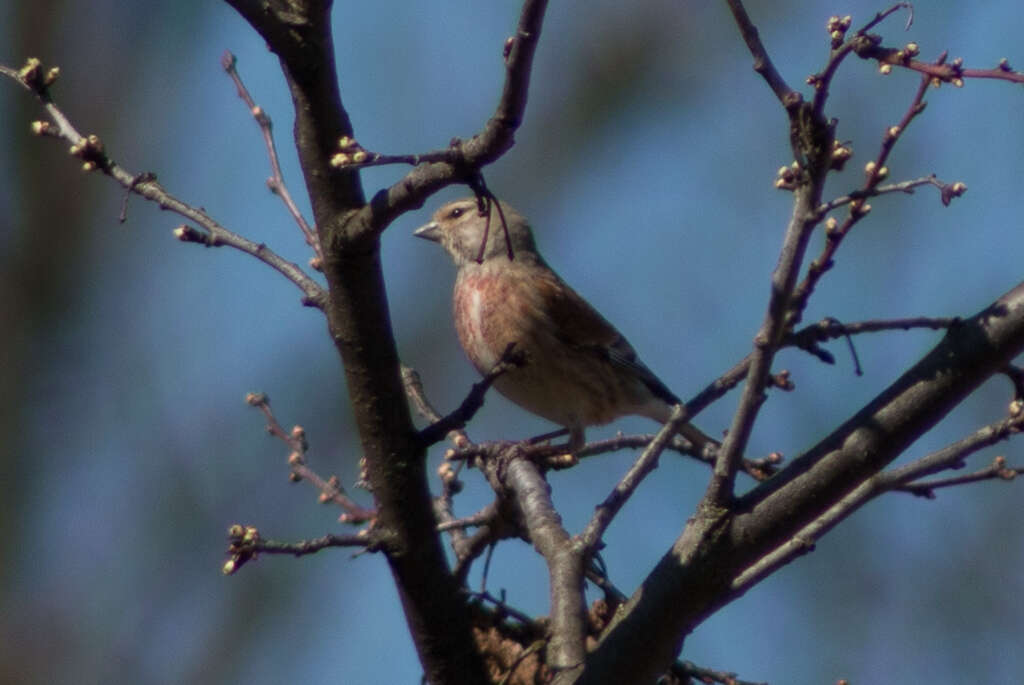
left=576, top=433, right=781, bottom=481
left=223, top=524, right=369, bottom=575
left=816, top=175, right=966, bottom=216
left=882, top=410, right=1024, bottom=491
left=356, top=0, right=550, bottom=234
left=852, top=37, right=1024, bottom=86
left=732, top=407, right=1024, bottom=595
left=710, top=0, right=863, bottom=504
left=897, top=456, right=1022, bottom=497
left=705, top=156, right=825, bottom=504
left=245, top=393, right=377, bottom=524
left=786, top=316, right=959, bottom=367
left=416, top=343, right=526, bottom=447
left=582, top=282, right=1024, bottom=684
left=723, top=0, right=798, bottom=106
left=580, top=406, right=689, bottom=553
left=481, top=451, right=585, bottom=670
left=221, top=50, right=323, bottom=265
left=789, top=69, right=938, bottom=331
left=809, top=5, right=914, bottom=119
left=0, top=59, right=328, bottom=309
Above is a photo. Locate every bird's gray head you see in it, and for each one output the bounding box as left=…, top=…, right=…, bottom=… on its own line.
left=414, top=198, right=539, bottom=267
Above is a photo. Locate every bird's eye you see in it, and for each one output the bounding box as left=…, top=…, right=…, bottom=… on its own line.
left=449, top=207, right=464, bottom=219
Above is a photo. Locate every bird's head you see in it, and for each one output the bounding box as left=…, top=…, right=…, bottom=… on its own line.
left=414, top=197, right=538, bottom=266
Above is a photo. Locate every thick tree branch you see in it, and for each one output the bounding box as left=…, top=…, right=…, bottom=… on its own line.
left=579, top=281, right=1024, bottom=684
left=487, top=455, right=586, bottom=671
left=731, top=409, right=1024, bottom=594
left=223, top=2, right=502, bottom=682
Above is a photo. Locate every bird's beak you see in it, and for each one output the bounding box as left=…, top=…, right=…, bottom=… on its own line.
left=413, top=221, right=441, bottom=242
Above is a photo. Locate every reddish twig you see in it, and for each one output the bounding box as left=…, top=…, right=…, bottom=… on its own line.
left=245, top=392, right=376, bottom=523
left=853, top=40, right=1024, bottom=87
left=809, top=5, right=914, bottom=119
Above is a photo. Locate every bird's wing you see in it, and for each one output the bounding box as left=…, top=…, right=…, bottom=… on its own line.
left=533, top=268, right=681, bottom=406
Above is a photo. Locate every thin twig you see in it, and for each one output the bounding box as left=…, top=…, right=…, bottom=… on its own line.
left=1, top=59, right=327, bottom=309
left=416, top=343, right=526, bottom=447
left=451, top=517, right=521, bottom=585
left=401, top=364, right=473, bottom=449
left=223, top=525, right=369, bottom=575
left=705, top=164, right=822, bottom=505
left=788, top=68, right=944, bottom=327
left=580, top=406, right=689, bottom=553
left=355, top=0, right=551, bottom=234
left=815, top=175, right=963, bottom=216
left=786, top=316, right=958, bottom=366
left=575, top=433, right=781, bottom=481
left=468, top=590, right=540, bottom=629
left=881, top=411, right=1024, bottom=491
left=852, top=38, right=1024, bottom=86
left=711, top=0, right=851, bottom=505
left=810, top=4, right=914, bottom=120
left=437, top=505, right=500, bottom=532
left=221, top=51, right=322, bottom=264
left=896, top=457, right=1022, bottom=497
left=245, top=393, right=376, bottom=523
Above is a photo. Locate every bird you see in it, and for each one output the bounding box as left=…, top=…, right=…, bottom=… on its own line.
left=414, top=196, right=717, bottom=455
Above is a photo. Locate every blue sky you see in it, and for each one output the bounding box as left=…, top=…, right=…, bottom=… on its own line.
left=2, top=2, right=1023, bottom=683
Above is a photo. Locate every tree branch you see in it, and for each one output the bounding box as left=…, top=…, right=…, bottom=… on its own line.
left=223, top=524, right=369, bottom=575
left=485, top=453, right=585, bottom=672
left=0, top=59, right=327, bottom=309
left=416, top=343, right=525, bottom=448
left=356, top=0, right=550, bottom=234
left=580, top=281, right=1024, bottom=683
left=223, top=2, right=531, bottom=682
left=723, top=0, right=798, bottom=106
left=579, top=406, right=689, bottom=554
left=221, top=50, right=323, bottom=264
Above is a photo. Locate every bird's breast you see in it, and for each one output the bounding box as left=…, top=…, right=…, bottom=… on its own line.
left=453, top=269, right=520, bottom=372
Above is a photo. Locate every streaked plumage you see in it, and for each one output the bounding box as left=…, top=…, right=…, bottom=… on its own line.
left=415, top=197, right=715, bottom=452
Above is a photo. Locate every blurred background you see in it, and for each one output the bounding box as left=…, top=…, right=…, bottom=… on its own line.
left=2, top=1, right=1022, bottom=683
